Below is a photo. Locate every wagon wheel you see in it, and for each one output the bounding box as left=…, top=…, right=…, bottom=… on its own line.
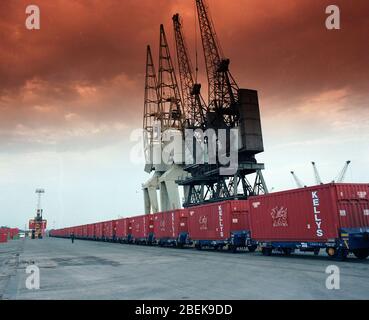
left=262, top=247, right=272, bottom=256
left=336, top=248, right=349, bottom=261
left=326, top=247, right=336, bottom=257
left=247, top=245, right=257, bottom=253
left=352, top=248, right=369, bottom=260
left=195, top=243, right=202, bottom=250
left=228, top=245, right=237, bottom=253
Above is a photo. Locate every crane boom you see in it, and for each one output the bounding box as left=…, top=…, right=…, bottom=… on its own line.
left=311, top=161, right=323, bottom=185
left=290, top=171, right=306, bottom=188
left=157, top=24, right=184, bottom=131
left=336, top=160, right=351, bottom=182
left=195, top=0, right=239, bottom=127
left=172, top=13, right=207, bottom=129
left=143, top=45, right=159, bottom=173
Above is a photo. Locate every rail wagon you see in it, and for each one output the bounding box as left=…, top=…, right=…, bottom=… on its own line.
left=187, top=200, right=256, bottom=252
left=49, top=183, right=369, bottom=261
left=153, top=209, right=189, bottom=247
left=249, top=183, right=369, bottom=260
left=115, top=218, right=130, bottom=243
left=104, top=220, right=117, bottom=242
left=129, top=214, right=154, bottom=245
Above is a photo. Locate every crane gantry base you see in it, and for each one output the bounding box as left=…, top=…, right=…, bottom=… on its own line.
left=176, top=161, right=267, bottom=207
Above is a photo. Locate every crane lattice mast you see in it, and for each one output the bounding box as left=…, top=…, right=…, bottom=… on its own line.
left=143, top=45, right=159, bottom=173
left=157, top=24, right=184, bottom=131
left=195, top=0, right=239, bottom=127
left=172, top=13, right=207, bottom=129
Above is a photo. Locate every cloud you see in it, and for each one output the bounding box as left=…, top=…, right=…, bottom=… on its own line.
left=0, top=0, right=368, bottom=153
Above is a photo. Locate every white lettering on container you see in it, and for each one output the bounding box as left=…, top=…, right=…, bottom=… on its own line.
left=171, top=212, right=175, bottom=237
left=218, top=205, right=224, bottom=238
left=312, top=191, right=324, bottom=237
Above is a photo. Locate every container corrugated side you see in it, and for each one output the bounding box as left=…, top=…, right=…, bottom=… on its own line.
left=249, top=184, right=341, bottom=242
left=130, top=215, right=154, bottom=239
left=335, top=183, right=369, bottom=229
left=115, top=218, right=128, bottom=238
left=153, top=209, right=186, bottom=239
left=187, top=200, right=250, bottom=241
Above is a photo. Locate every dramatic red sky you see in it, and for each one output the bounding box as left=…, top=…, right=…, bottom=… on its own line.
left=0, top=0, right=368, bottom=227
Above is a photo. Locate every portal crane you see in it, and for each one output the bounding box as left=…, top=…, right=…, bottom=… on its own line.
left=142, top=26, right=189, bottom=213
left=176, top=0, right=267, bottom=207
left=29, top=189, right=47, bottom=239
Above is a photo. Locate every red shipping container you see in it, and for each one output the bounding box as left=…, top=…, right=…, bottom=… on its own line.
left=29, top=220, right=47, bottom=234
left=104, top=220, right=116, bottom=240
left=76, top=226, right=83, bottom=238
left=153, top=209, right=188, bottom=240
left=249, top=183, right=369, bottom=242
left=0, top=232, right=8, bottom=243
left=95, top=222, right=104, bottom=239
left=130, top=214, right=154, bottom=241
left=0, top=227, right=9, bottom=235
left=82, top=225, right=88, bottom=238
left=335, top=184, right=369, bottom=229
left=10, top=228, right=19, bottom=239
left=87, top=224, right=95, bottom=238
left=29, top=220, right=35, bottom=229
left=115, top=218, right=128, bottom=239
left=187, top=200, right=250, bottom=241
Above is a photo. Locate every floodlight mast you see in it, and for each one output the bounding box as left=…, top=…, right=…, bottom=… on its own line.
left=35, top=188, right=45, bottom=219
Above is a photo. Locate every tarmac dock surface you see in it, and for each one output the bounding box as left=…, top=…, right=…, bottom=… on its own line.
left=1, top=237, right=369, bottom=299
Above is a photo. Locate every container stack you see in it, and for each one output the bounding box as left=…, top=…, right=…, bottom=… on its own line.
left=0, top=231, right=8, bottom=243
left=0, top=227, right=20, bottom=243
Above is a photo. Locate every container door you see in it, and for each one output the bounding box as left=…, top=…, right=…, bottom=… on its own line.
left=231, top=212, right=245, bottom=232
left=179, top=216, right=188, bottom=233
left=336, top=184, right=369, bottom=229
left=127, top=221, right=132, bottom=235
left=338, top=200, right=369, bottom=229
left=113, top=222, right=116, bottom=238
left=149, top=219, right=154, bottom=233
